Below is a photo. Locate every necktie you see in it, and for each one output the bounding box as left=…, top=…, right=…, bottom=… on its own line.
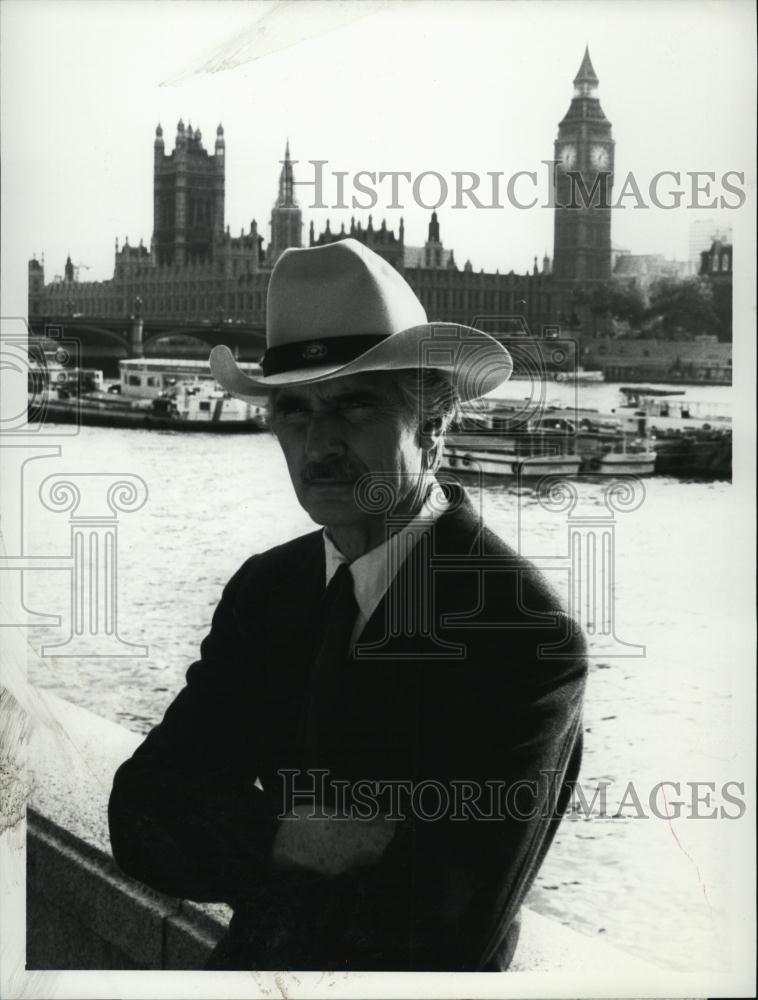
left=302, top=563, right=359, bottom=773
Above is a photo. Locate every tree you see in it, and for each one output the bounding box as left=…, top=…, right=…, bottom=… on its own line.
left=645, top=277, right=720, bottom=339
left=571, top=280, right=645, bottom=335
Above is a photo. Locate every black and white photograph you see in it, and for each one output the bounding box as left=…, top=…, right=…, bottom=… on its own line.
left=0, top=1, right=755, bottom=997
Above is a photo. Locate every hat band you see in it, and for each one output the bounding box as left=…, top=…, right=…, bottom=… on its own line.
left=261, top=334, right=389, bottom=376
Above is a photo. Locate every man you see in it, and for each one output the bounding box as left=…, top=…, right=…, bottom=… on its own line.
left=108, top=239, right=587, bottom=971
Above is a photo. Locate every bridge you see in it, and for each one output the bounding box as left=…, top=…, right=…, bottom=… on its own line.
left=28, top=314, right=267, bottom=373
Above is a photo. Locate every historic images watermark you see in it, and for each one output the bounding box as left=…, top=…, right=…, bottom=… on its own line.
left=290, top=160, right=747, bottom=212
left=276, top=770, right=748, bottom=822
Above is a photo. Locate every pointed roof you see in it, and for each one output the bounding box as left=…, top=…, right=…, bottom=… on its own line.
left=275, top=141, right=297, bottom=208
left=574, top=46, right=598, bottom=86
left=559, top=44, right=609, bottom=126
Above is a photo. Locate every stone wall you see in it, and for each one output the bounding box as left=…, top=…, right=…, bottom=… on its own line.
left=580, top=336, right=732, bottom=382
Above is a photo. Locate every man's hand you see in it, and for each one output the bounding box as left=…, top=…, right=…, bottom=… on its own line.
left=270, top=804, right=397, bottom=877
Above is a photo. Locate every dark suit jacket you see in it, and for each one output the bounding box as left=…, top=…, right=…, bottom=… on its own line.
left=108, top=484, right=587, bottom=971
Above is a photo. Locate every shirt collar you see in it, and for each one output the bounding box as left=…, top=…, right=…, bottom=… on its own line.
left=323, top=477, right=449, bottom=625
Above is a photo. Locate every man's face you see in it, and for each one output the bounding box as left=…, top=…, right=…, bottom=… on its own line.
left=270, top=372, right=426, bottom=530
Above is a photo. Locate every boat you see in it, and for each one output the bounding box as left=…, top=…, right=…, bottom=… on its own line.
left=509, top=367, right=605, bottom=384
left=586, top=438, right=656, bottom=476
left=553, top=367, right=605, bottom=384
left=28, top=357, right=269, bottom=432
left=440, top=406, right=583, bottom=479
left=618, top=386, right=731, bottom=433
left=455, top=401, right=655, bottom=478
left=617, top=386, right=732, bottom=478
left=442, top=428, right=583, bottom=478
left=618, top=385, right=686, bottom=399
left=650, top=428, right=732, bottom=479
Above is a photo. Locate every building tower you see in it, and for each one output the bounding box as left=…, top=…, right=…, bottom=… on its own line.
left=268, top=141, right=302, bottom=266
left=552, top=47, right=614, bottom=283
left=152, top=120, right=225, bottom=267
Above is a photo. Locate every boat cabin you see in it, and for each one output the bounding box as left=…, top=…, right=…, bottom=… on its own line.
left=119, top=358, right=262, bottom=400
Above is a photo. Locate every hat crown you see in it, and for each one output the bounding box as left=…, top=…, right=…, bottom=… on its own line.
left=266, top=239, right=427, bottom=347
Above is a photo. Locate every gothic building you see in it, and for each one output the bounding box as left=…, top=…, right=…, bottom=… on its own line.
left=28, top=50, right=613, bottom=342
left=152, top=120, right=225, bottom=266
left=268, top=141, right=303, bottom=266
left=700, top=239, right=733, bottom=342
left=552, top=47, right=614, bottom=283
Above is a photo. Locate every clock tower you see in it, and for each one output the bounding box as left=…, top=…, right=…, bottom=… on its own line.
left=553, top=47, right=614, bottom=284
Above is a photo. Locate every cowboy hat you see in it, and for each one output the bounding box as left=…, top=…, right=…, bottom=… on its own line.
left=210, top=238, right=512, bottom=401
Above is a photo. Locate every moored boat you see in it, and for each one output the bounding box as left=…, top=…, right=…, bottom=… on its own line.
left=29, top=357, right=269, bottom=432
left=442, top=441, right=582, bottom=479
left=589, top=441, right=656, bottom=476
left=618, top=386, right=731, bottom=433
left=650, top=429, right=732, bottom=479
left=553, top=367, right=605, bottom=384
left=440, top=397, right=658, bottom=480
left=618, top=386, right=732, bottom=478
left=441, top=419, right=583, bottom=479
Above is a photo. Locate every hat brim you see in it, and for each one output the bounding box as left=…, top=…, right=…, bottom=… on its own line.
left=210, top=323, right=512, bottom=403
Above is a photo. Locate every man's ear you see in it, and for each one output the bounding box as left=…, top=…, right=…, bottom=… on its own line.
left=419, top=415, right=445, bottom=450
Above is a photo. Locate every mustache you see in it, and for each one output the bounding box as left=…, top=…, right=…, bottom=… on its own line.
left=302, top=461, right=364, bottom=484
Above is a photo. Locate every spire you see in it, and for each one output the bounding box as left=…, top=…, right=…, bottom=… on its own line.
left=428, top=210, right=440, bottom=244
left=573, top=46, right=599, bottom=98
left=275, top=141, right=297, bottom=208
left=574, top=46, right=598, bottom=86
left=560, top=45, right=608, bottom=125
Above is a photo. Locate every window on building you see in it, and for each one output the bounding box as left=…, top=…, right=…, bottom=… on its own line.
left=721, top=256, right=729, bottom=271
left=712, top=256, right=719, bottom=272
left=199, top=401, right=211, bottom=412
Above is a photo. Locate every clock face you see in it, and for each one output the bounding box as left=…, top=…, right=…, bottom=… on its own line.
left=591, top=144, right=610, bottom=169
left=560, top=144, right=577, bottom=170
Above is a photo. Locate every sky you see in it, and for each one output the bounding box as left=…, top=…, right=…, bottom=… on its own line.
left=1, top=0, right=756, bottom=300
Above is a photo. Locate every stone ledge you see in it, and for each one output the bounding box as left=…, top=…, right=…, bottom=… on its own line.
left=28, top=809, right=183, bottom=968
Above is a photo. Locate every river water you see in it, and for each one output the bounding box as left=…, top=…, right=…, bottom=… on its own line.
left=23, top=381, right=746, bottom=974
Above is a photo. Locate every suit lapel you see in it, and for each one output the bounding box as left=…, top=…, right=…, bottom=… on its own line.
left=261, top=533, right=325, bottom=738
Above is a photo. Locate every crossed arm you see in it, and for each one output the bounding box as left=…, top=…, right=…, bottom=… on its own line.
left=108, top=563, right=587, bottom=970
